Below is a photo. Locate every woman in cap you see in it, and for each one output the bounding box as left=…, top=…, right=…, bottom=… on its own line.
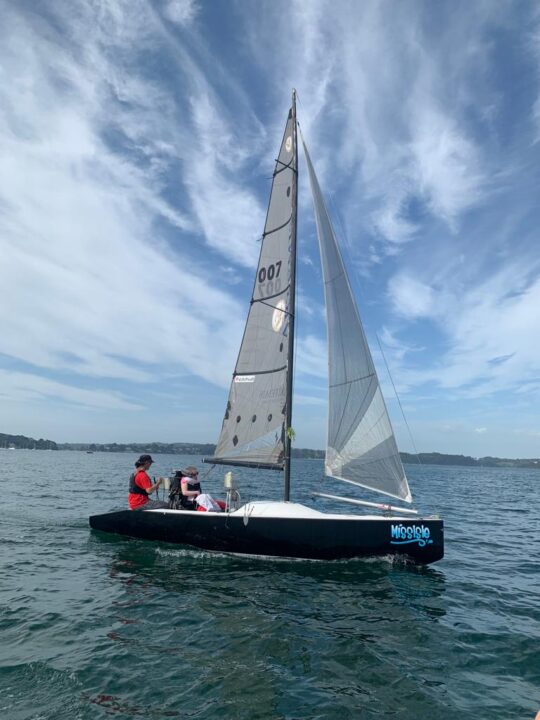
left=128, top=454, right=164, bottom=510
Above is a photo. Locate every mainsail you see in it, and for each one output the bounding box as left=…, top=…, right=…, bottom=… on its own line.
left=207, top=106, right=297, bottom=470
left=302, top=139, right=412, bottom=503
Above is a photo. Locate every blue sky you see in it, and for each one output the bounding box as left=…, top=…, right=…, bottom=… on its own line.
left=1, top=0, right=540, bottom=457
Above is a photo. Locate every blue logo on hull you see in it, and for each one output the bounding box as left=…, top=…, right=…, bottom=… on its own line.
left=390, top=524, right=433, bottom=547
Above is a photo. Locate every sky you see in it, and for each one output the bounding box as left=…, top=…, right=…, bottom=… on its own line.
left=1, top=0, right=540, bottom=457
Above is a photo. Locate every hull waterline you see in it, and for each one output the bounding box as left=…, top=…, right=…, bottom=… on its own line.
left=89, top=506, right=444, bottom=565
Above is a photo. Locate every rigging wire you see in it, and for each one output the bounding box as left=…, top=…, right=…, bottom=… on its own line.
left=200, top=464, right=216, bottom=482
left=375, top=333, right=422, bottom=465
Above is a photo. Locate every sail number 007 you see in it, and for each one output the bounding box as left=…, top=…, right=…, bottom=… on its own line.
left=258, top=261, right=282, bottom=297
left=258, top=261, right=282, bottom=283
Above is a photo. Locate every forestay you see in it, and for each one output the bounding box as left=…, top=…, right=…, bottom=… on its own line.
left=207, top=108, right=297, bottom=469
left=302, top=139, right=412, bottom=503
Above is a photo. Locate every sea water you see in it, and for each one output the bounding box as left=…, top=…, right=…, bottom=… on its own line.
left=0, top=451, right=538, bottom=719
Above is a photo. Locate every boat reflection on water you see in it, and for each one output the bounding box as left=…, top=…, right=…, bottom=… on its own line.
left=94, top=533, right=447, bottom=627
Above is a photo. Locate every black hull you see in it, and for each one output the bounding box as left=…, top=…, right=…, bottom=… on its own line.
left=89, top=509, right=444, bottom=565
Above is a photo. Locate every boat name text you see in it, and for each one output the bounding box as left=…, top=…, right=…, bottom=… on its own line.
left=390, top=524, right=433, bottom=547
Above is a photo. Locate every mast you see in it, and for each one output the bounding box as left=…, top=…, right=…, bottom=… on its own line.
left=283, top=89, right=298, bottom=502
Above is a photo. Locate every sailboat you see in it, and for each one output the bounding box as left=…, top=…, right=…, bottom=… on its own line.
left=89, top=93, right=444, bottom=565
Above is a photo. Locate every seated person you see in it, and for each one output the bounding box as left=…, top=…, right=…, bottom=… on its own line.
left=128, top=454, right=165, bottom=510
left=168, top=467, right=226, bottom=512
left=180, top=466, right=202, bottom=510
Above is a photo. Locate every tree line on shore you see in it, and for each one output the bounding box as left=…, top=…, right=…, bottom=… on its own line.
left=399, top=451, right=540, bottom=469
left=54, top=441, right=325, bottom=459
left=2, top=433, right=539, bottom=468
left=0, top=433, right=57, bottom=450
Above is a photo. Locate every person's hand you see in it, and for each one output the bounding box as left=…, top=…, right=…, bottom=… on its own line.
left=157, top=477, right=163, bottom=486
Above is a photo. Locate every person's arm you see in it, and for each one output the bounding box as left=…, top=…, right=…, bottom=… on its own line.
left=181, top=479, right=200, bottom=498
left=146, top=477, right=162, bottom=495
left=137, top=472, right=162, bottom=496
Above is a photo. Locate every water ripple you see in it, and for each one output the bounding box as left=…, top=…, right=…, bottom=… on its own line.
left=0, top=452, right=539, bottom=719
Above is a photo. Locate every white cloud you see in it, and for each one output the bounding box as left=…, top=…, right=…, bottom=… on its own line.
left=0, top=370, right=140, bottom=411
left=0, top=2, right=252, bottom=395
left=410, top=106, right=484, bottom=223
left=250, top=1, right=492, bottom=251
left=388, top=275, right=436, bottom=320
left=162, top=0, right=199, bottom=26
left=185, top=92, right=264, bottom=267
left=531, top=23, right=540, bottom=140
left=377, top=326, right=424, bottom=363
left=513, top=428, right=540, bottom=439
left=386, top=260, right=540, bottom=398
left=294, top=393, right=326, bottom=407
left=371, top=188, right=418, bottom=245
left=296, top=335, right=327, bottom=379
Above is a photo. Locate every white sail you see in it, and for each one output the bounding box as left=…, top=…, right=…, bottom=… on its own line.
left=302, top=139, right=412, bottom=503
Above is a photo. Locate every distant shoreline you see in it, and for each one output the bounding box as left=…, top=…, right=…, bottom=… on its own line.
left=2, top=432, right=539, bottom=469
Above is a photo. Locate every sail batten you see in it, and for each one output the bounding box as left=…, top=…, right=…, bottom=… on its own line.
left=203, top=458, right=283, bottom=471
left=209, top=107, right=297, bottom=471
left=263, top=215, right=293, bottom=237
left=330, top=372, right=376, bottom=388
left=234, top=366, right=287, bottom=376
left=302, top=138, right=412, bottom=504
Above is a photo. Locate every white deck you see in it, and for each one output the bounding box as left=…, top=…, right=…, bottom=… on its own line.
left=149, top=501, right=436, bottom=522
left=230, top=501, right=325, bottom=518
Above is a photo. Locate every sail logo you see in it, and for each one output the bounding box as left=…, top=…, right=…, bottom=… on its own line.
left=272, top=300, right=286, bottom=332
left=390, top=524, right=433, bottom=547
